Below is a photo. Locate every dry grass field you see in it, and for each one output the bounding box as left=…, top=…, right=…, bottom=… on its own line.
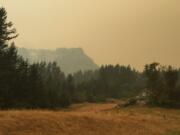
left=0, top=102, right=180, bottom=135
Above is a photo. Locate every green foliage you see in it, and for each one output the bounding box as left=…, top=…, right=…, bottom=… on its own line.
left=74, top=65, right=145, bottom=103
left=0, top=7, right=179, bottom=109
left=0, top=7, right=74, bottom=109
left=144, top=63, right=180, bottom=107
left=0, top=7, right=18, bottom=48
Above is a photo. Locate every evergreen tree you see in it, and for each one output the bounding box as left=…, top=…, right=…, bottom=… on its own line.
left=144, top=63, right=180, bottom=107
left=0, top=7, right=18, bottom=108
left=0, top=7, right=18, bottom=50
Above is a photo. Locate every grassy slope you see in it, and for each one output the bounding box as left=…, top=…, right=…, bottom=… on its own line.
left=0, top=103, right=180, bottom=135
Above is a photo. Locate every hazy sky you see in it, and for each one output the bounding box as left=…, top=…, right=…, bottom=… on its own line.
left=1, top=0, right=180, bottom=69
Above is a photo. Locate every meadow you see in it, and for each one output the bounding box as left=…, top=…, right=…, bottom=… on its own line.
left=0, top=102, right=180, bottom=135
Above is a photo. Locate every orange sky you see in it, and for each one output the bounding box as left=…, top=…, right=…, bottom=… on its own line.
left=1, top=0, right=180, bottom=70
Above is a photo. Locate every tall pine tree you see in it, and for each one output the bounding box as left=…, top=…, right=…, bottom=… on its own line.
left=0, top=7, right=18, bottom=108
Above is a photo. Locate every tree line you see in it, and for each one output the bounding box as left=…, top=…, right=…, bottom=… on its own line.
left=144, top=63, right=180, bottom=107
left=0, top=7, right=180, bottom=109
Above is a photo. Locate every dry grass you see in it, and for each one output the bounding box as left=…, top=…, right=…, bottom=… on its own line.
left=0, top=102, right=180, bottom=135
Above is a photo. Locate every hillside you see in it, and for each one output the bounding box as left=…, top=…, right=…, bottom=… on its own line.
left=0, top=103, right=180, bottom=135
left=18, top=48, right=99, bottom=74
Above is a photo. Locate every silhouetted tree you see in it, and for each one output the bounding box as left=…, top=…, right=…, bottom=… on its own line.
left=0, top=7, right=18, bottom=49
left=0, top=7, right=18, bottom=108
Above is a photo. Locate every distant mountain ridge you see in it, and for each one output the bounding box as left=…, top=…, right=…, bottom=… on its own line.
left=18, top=48, right=99, bottom=74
